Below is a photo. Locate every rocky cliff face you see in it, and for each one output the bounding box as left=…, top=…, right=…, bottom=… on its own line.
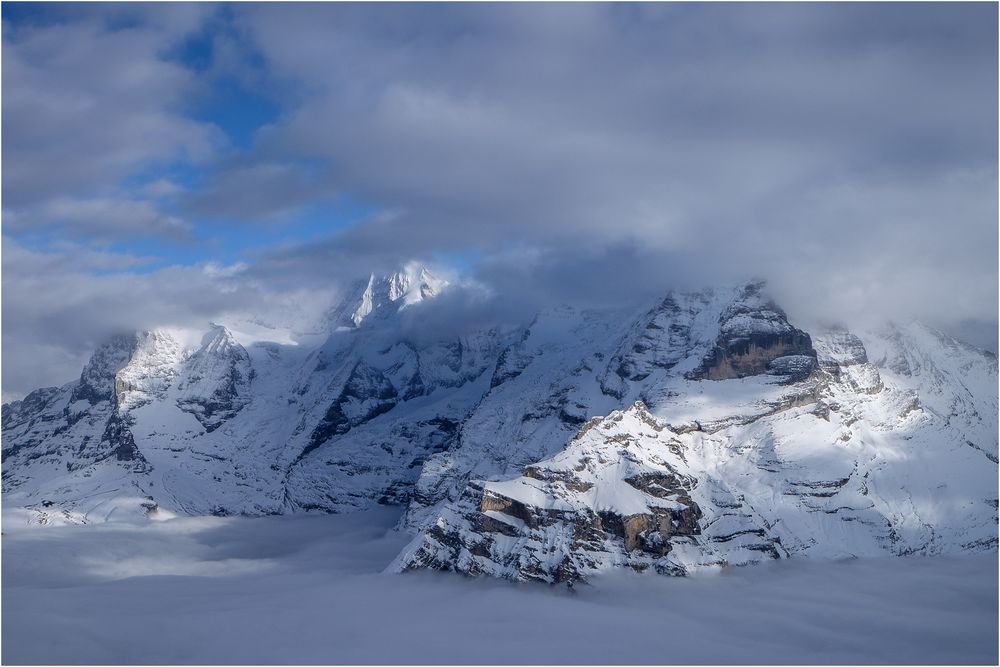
left=689, top=281, right=817, bottom=381
left=396, top=403, right=713, bottom=582
left=71, top=333, right=139, bottom=405
left=175, top=325, right=252, bottom=432
left=2, top=332, right=152, bottom=477
left=3, top=276, right=996, bottom=580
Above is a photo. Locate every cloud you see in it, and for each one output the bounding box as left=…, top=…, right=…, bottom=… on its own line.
left=211, top=3, right=996, bottom=326
left=3, top=509, right=998, bottom=664
left=1, top=10, right=223, bottom=208
left=0, top=239, right=261, bottom=396
left=183, top=162, right=333, bottom=222
left=2, top=3, right=997, bottom=397
left=6, top=197, right=193, bottom=240
left=143, top=179, right=185, bottom=199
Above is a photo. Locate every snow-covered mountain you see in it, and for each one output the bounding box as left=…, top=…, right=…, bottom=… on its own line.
left=322, top=262, right=448, bottom=329
left=3, top=272, right=996, bottom=582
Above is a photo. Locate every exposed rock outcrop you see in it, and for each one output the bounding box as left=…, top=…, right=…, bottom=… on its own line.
left=397, top=403, right=726, bottom=582
left=688, top=282, right=817, bottom=381
left=175, top=325, right=252, bottom=432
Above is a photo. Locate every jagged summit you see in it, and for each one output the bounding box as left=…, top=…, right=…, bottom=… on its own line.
left=324, top=263, right=448, bottom=329
left=691, top=282, right=817, bottom=381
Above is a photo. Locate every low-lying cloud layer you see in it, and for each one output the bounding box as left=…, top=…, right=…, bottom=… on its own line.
left=3, top=509, right=998, bottom=664
left=2, top=3, right=997, bottom=398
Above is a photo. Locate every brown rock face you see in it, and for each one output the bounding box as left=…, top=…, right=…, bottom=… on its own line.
left=699, top=331, right=817, bottom=380
left=623, top=514, right=652, bottom=551
left=683, top=281, right=818, bottom=381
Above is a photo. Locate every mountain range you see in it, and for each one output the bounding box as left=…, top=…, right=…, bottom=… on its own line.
left=3, top=266, right=997, bottom=583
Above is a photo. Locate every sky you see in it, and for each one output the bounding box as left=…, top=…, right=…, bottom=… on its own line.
left=2, top=2, right=997, bottom=399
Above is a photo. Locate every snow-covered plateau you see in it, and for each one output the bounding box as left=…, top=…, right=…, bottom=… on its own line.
left=2, top=269, right=997, bottom=586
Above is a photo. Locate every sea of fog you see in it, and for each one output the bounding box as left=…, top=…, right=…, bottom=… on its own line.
left=2, top=507, right=996, bottom=665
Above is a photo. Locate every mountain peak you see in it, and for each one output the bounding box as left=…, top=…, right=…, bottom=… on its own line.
left=325, top=263, right=448, bottom=329
left=200, top=323, right=239, bottom=352
left=70, top=333, right=139, bottom=405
